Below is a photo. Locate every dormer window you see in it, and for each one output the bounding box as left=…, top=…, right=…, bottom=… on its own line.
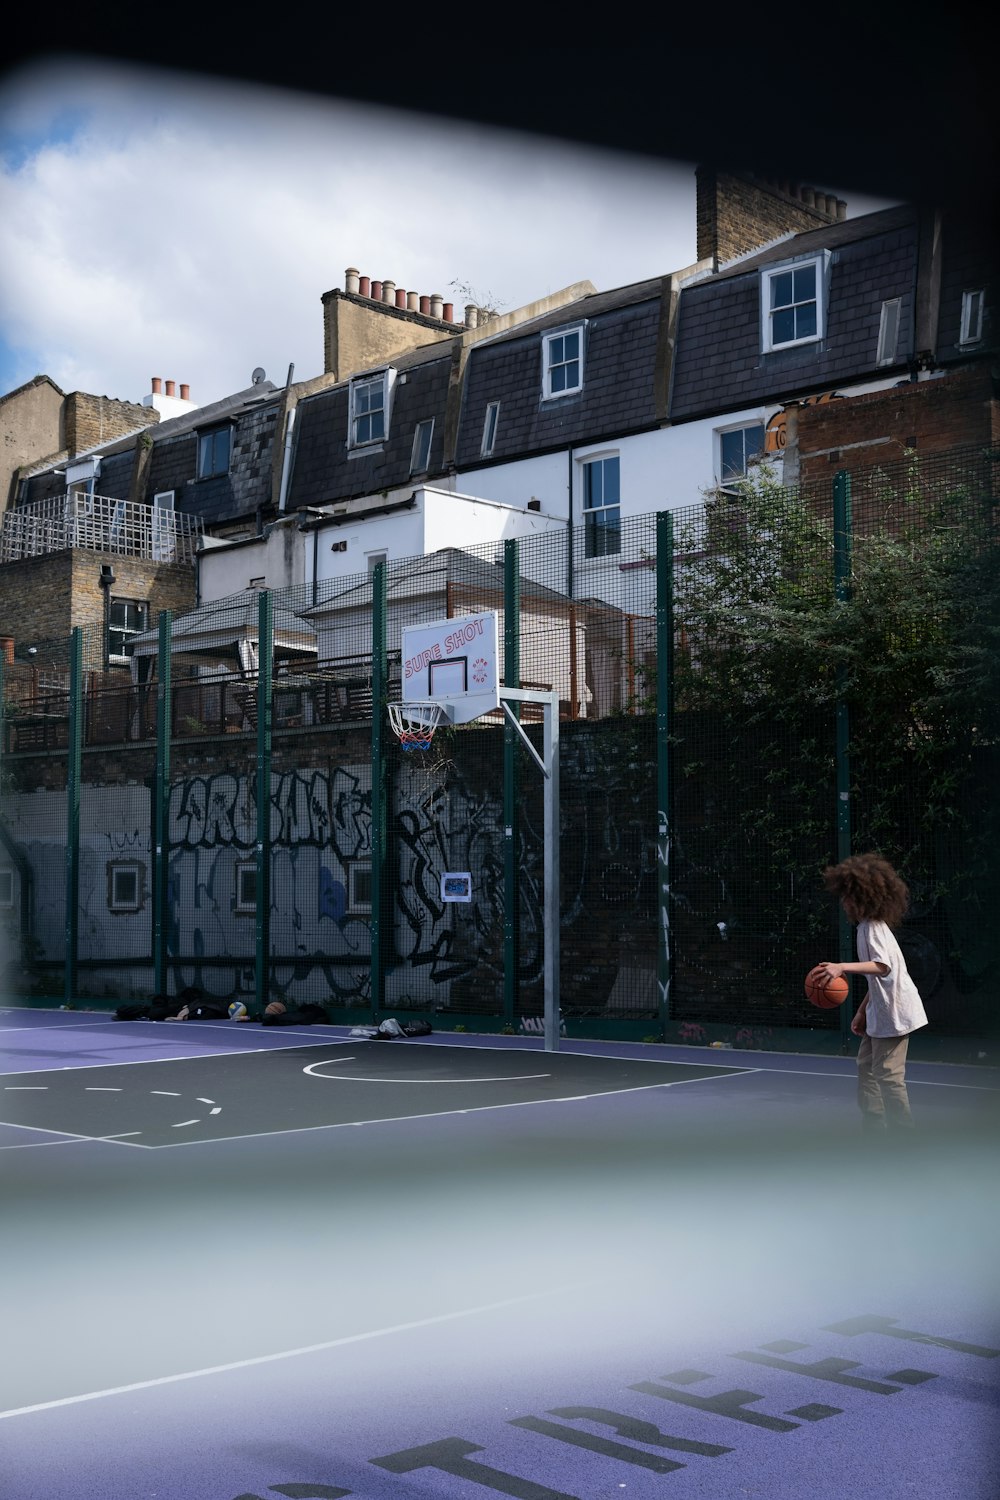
left=197, top=425, right=232, bottom=478
left=349, top=369, right=395, bottom=447
left=960, top=289, right=984, bottom=345
left=542, top=326, right=583, bottom=400
left=410, top=419, right=434, bottom=474
left=761, top=255, right=829, bottom=352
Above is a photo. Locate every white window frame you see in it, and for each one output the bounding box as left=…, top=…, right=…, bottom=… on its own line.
left=761, top=253, right=829, bottom=353
left=349, top=861, right=372, bottom=913
left=235, top=864, right=257, bottom=906
left=107, top=860, right=144, bottom=913
left=581, top=451, right=621, bottom=560
left=717, top=422, right=766, bottom=490
left=235, top=861, right=257, bottom=914
left=108, top=598, right=148, bottom=666
left=0, top=869, right=13, bottom=908
left=481, top=401, right=500, bottom=457
left=877, top=298, right=903, bottom=366
left=349, top=368, right=395, bottom=448
left=960, top=289, right=984, bottom=345
left=542, top=325, right=584, bottom=401
left=366, top=551, right=387, bottom=575
left=410, top=418, right=434, bottom=474
left=197, top=426, right=232, bottom=478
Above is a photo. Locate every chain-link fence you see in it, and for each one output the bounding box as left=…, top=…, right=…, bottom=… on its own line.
left=2, top=446, right=996, bottom=1042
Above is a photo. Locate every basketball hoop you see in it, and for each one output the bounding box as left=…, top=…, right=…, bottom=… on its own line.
left=388, top=701, right=446, bottom=751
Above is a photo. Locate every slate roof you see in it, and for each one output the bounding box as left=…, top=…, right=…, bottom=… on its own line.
left=455, top=280, right=664, bottom=467
left=670, top=208, right=921, bottom=421
left=18, top=382, right=281, bottom=525
left=288, top=344, right=454, bottom=509
left=936, top=208, right=997, bottom=360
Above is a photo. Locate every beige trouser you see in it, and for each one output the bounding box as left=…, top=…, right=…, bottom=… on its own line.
left=857, top=1034, right=914, bottom=1129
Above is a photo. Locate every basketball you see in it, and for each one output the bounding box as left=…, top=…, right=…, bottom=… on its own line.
left=804, top=965, right=849, bottom=1008
left=228, top=1001, right=248, bottom=1020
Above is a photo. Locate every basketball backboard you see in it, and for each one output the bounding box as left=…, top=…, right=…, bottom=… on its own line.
left=401, top=611, right=499, bottom=725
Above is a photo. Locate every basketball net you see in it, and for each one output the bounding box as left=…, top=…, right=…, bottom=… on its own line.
left=387, top=701, right=446, bottom=751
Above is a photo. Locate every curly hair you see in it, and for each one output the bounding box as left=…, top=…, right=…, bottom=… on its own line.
left=822, top=853, right=909, bottom=927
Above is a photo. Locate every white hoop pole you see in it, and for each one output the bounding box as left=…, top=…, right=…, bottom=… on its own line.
left=501, top=688, right=560, bottom=1052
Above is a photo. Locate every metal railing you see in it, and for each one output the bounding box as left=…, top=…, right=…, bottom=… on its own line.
left=0, top=493, right=203, bottom=564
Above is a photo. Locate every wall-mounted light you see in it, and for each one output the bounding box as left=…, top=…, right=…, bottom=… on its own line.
left=99, top=563, right=116, bottom=588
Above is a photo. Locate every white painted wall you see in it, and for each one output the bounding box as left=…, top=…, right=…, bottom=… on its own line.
left=198, top=521, right=308, bottom=603
left=455, top=452, right=570, bottom=517
left=422, top=490, right=565, bottom=551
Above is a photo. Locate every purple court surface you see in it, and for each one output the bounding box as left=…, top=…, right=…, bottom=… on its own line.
left=2, top=1008, right=998, bottom=1500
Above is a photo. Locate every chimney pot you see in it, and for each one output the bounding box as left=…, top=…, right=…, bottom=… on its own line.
left=407, top=291, right=419, bottom=311
left=165, top=380, right=176, bottom=397
left=151, top=377, right=162, bottom=394
left=382, top=279, right=395, bottom=304
left=836, top=198, right=847, bottom=221
left=430, top=293, right=444, bottom=319
left=345, top=267, right=360, bottom=294
left=465, top=304, right=479, bottom=328
left=180, top=383, right=190, bottom=401
left=395, top=287, right=407, bottom=308
left=419, top=295, right=430, bottom=315
left=802, top=187, right=815, bottom=208
left=359, top=275, right=370, bottom=297
left=442, top=302, right=454, bottom=323
left=371, top=280, right=383, bottom=301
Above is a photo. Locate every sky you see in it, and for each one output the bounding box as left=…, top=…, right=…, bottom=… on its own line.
left=0, top=56, right=897, bottom=411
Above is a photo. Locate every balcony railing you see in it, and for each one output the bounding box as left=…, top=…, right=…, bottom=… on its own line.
left=0, top=493, right=203, bottom=565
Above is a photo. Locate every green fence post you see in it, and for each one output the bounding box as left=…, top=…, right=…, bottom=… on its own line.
left=370, top=559, right=387, bottom=1020
left=833, top=469, right=854, bottom=1051
left=656, top=511, right=674, bottom=1035
left=64, top=627, right=83, bottom=1008
left=255, top=591, right=273, bottom=1016
left=153, top=612, right=172, bottom=999
left=503, top=538, right=521, bottom=1029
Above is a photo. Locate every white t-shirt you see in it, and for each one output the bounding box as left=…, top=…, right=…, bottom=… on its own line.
left=857, top=919, right=928, bottom=1037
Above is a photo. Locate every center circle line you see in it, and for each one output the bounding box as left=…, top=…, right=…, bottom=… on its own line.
left=302, top=1060, right=553, bottom=1084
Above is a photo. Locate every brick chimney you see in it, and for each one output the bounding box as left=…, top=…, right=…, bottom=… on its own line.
left=696, top=166, right=849, bottom=268
left=321, top=266, right=468, bottom=381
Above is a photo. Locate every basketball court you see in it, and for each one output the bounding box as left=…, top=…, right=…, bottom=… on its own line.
left=2, top=1009, right=998, bottom=1499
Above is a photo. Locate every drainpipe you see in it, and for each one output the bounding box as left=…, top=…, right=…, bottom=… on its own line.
left=566, top=447, right=574, bottom=599
left=99, top=562, right=116, bottom=672
left=277, top=404, right=297, bottom=513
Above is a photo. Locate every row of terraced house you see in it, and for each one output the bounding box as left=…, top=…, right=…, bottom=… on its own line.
left=1, top=167, right=995, bottom=697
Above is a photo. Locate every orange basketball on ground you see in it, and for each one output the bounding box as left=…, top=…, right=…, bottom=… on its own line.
left=805, top=965, right=849, bottom=1008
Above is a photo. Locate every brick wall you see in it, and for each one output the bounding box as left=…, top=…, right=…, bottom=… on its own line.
left=696, top=167, right=844, bottom=266
left=0, top=552, right=195, bottom=670
left=64, top=393, right=159, bottom=454
left=322, top=291, right=458, bottom=381
left=795, top=368, right=999, bottom=489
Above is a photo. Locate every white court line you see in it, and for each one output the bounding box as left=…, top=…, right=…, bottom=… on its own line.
left=135, top=1069, right=762, bottom=1149
left=0, top=1119, right=115, bottom=1145
left=0, top=1286, right=583, bottom=1422
left=0, top=1020, right=127, bottom=1034
left=303, top=1060, right=552, bottom=1083
left=705, top=1064, right=999, bottom=1092
left=0, top=1137, right=95, bottom=1151
left=0, top=1038, right=356, bottom=1080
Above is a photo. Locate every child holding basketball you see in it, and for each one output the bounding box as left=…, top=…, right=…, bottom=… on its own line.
left=817, top=854, right=928, bottom=1132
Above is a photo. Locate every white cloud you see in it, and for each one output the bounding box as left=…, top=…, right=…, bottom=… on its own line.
left=0, top=57, right=893, bottom=408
